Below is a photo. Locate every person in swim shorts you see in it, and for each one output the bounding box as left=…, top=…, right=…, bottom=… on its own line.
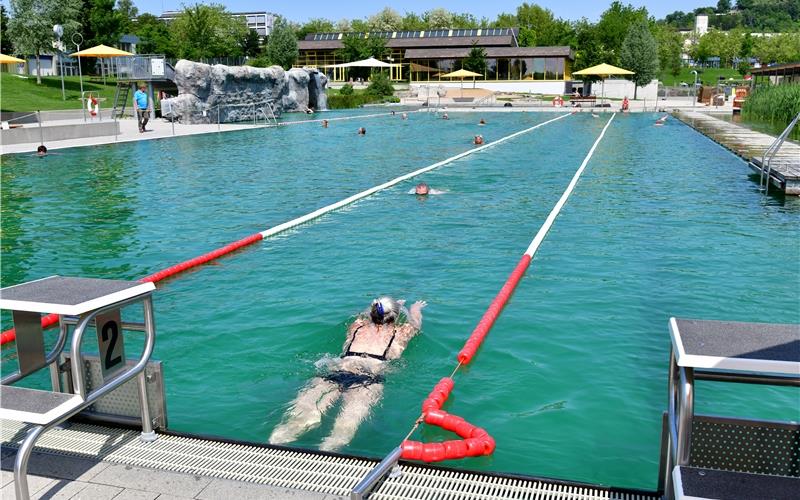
left=269, top=297, right=426, bottom=451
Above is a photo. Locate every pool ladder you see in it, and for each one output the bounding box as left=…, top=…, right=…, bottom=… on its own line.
left=757, top=111, right=800, bottom=194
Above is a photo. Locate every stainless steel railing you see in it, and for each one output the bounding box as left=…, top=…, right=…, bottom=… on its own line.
left=760, top=111, right=800, bottom=194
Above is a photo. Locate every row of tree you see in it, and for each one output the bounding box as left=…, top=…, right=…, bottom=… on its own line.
left=664, top=0, right=800, bottom=32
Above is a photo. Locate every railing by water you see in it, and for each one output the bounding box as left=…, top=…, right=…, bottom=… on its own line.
left=760, top=111, right=800, bottom=194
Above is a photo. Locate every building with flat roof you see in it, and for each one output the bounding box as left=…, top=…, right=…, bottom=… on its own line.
left=297, top=28, right=575, bottom=93
left=160, top=10, right=276, bottom=37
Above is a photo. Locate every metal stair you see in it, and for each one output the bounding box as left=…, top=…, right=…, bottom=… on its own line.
left=112, top=82, right=131, bottom=119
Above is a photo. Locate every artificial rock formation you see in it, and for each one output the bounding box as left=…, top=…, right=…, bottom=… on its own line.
left=162, top=60, right=328, bottom=124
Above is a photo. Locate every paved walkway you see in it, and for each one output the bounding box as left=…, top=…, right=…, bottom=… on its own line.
left=1, top=117, right=256, bottom=155
left=0, top=449, right=339, bottom=500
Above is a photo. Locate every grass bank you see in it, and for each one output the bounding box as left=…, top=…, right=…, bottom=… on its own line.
left=658, top=67, right=741, bottom=86
left=1, top=73, right=120, bottom=112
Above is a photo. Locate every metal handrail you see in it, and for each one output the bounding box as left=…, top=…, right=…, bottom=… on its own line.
left=474, top=91, right=496, bottom=107
left=760, top=111, right=800, bottom=194
left=13, top=293, right=157, bottom=500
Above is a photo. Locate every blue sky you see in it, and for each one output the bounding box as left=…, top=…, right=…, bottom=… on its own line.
left=135, top=1, right=707, bottom=22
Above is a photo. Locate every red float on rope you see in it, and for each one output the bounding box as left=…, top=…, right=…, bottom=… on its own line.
left=0, top=232, right=264, bottom=346
left=401, top=377, right=496, bottom=462
left=458, top=254, right=531, bottom=365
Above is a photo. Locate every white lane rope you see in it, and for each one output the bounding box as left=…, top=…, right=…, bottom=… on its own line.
left=270, top=110, right=401, bottom=127
left=260, top=113, right=572, bottom=238
left=524, top=113, right=616, bottom=257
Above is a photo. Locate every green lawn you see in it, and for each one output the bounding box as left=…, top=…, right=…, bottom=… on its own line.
left=0, top=72, right=121, bottom=112
left=659, top=67, right=743, bottom=87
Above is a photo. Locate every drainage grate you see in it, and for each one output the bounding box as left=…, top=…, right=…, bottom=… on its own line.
left=1, top=420, right=658, bottom=500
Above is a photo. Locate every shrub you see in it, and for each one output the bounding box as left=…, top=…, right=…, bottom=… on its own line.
left=339, top=83, right=354, bottom=95
left=742, top=85, right=800, bottom=129
left=366, top=71, right=394, bottom=97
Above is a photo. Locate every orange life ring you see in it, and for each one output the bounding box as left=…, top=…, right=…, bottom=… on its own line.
left=90, top=97, right=98, bottom=116
left=552, top=96, right=563, bottom=107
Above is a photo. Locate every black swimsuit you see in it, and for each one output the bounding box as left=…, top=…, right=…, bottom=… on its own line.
left=324, top=324, right=397, bottom=389
left=342, top=324, right=397, bottom=362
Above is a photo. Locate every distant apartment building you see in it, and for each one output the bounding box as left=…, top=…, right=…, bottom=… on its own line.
left=159, top=10, right=276, bottom=37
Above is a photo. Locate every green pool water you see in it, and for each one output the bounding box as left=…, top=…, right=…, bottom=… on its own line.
left=1, top=110, right=798, bottom=491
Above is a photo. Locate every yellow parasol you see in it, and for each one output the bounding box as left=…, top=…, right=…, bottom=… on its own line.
left=70, top=44, right=134, bottom=58
left=441, top=68, right=483, bottom=97
left=573, top=63, right=634, bottom=107
left=71, top=44, right=134, bottom=86
left=0, top=53, right=25, bottom=64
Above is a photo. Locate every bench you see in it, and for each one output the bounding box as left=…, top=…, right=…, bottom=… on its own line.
left=569, top=96, right=597, bottom=107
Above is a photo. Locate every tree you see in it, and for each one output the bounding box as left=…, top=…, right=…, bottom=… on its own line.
left=295, top=18, right=334, bottom=40
left=573, top=19, right=610, bottom=80
left=0, top=6, right=13, bottom=54
left=8, top=0, right=81, bottom=84
left=752, top=32, right=800, bottom=64
left=515, top=3, right=574, bottom=47
left=367, top=7, right=401, bottom=31
left=716, top=0, right=732, bottom=13
left=264, top=16, right=298, bottom=69
left=596, top=1, right=650, bottom=65
left=424, top=8, right=452, bottom=28
left=400, top=12, right=426, bottom=30
left=619, top=19, right=659, bottom=99
left=240, top=29, right=260, bottom=58
left=133, top=14, right=174, bottom=56
left=116, top=0, right=138, bottom=33
left=88, top=0, right=125, bottom=46
left=653, top=25, right=683, bottom=77
left=171, top=4, right=248, bottom=60
left=336, top=34, right=386, bottom=62
left=461, top=42, right=487, bottom=74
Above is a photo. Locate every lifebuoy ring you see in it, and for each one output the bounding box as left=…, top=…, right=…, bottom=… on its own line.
left=89, top=96, right=98, bottom=116
left=552, top=96, right=563, bottom=107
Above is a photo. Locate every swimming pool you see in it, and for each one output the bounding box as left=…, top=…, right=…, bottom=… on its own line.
left=2, top=110, right=798, bottom=490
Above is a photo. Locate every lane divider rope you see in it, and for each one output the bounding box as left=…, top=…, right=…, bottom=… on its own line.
left=0, top=113, right=571, bottom=346
left=401, top=113, right=616, bottom=463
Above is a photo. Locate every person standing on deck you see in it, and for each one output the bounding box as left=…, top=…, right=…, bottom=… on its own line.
left=269, top=297, right=426, bottom=451
left=134, top=84, right=149, bottom=133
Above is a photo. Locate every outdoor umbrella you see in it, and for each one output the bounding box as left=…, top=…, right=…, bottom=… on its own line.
left=440, top=68, right=483, bottom=97
left=572, top=63, right=634, bottom=107
left=70, top=44, right=134, bottom=86
left=0, top=53, right=25, bottom=64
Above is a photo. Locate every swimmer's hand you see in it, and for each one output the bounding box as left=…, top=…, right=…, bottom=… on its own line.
left=410, top=300, right=427, bottom=312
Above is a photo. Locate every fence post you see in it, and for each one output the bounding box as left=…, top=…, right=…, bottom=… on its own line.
left=37, top=110, right=44, bottom=146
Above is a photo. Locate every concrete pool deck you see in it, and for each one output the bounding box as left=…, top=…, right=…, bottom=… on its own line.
left=0, top=449, right=337, bottom=500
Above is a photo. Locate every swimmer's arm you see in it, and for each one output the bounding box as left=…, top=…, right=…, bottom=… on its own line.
left=406, top=300, right=426, bottom=331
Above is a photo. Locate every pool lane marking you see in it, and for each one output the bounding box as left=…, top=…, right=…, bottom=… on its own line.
left=269, top=110, right=400, bottom=128
left=459, top=112, right=616, bottom=364
left=259, top=112, right=571, bottom=238
left=402, top=113, right=617, bottom=464
left=0, top=113, right=570, bottom=346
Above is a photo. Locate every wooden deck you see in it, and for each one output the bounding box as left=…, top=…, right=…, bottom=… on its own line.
left=675, top=111, right=800, bottom=195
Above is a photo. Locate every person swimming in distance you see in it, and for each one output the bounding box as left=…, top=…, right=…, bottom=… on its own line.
left=408, top=182, right=446, bottom=195
left=322, top=119, right=329, bottom=128
left=357, top=127, right=366, bottom=135
left=479, top=118, right=486, bottom=125
left=655, top=114, right=668, bottom=126
left=269, top=297, right=427, bottom=451
left=591, top=112, right=599, bottom=118
left=36, top=145, right=48, bottom=157
left=442, top=112, right=449, bottom=120
left=401, top=112, right=408, bottom=120
left=473, top=134, right=484, bottom=145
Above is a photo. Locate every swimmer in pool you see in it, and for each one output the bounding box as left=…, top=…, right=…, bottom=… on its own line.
left=269, top=297, right=426, bottom=451
left=358, top=127, right=366, bottom=135
left=442, top=113, right=449, bottom=120
left=401, top=113, right=408, bottom=120
left=479, top=118, right=486, bottom=125
left=408, top=182, right=445, bottom=195
left=655, top=114, right=668, bottom=126
left=473, top=134, right=484, bottom=145
left=36, top=145, right=48, bottom=157
left=322, top=119, right=328, bottom=128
